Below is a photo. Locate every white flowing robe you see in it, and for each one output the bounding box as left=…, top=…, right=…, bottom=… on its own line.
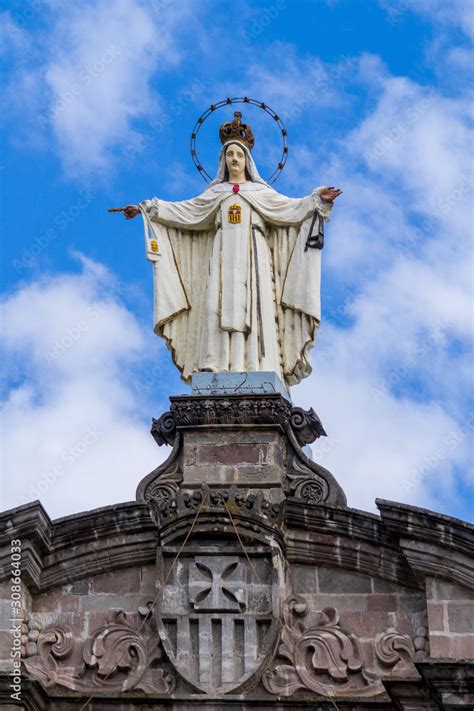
left=140, top=180, right=333, bottom=387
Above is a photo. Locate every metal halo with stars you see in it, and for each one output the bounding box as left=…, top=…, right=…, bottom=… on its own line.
left=190, top=97, right=289, bottom=185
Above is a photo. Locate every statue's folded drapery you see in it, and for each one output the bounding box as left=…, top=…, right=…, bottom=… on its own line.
left=140, top=177, right=332, bottom=387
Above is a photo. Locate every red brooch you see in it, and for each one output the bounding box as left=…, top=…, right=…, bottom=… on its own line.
left=233, top=184, right=240, bottom=193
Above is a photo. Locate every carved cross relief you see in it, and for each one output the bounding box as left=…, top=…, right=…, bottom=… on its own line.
left=188, top=556, right=247, bottom=612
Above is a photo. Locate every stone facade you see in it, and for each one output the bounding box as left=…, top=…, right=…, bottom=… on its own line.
left=0, top=392, right=473, bottom=709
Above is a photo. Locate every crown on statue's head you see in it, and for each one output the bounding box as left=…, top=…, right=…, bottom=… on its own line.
left=219, top=111, right=255, bottom=151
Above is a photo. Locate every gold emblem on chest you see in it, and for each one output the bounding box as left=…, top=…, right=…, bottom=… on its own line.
left=228, top=203, right=242, bottom=224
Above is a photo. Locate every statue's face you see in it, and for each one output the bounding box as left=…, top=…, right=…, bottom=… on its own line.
left=225, top=143, right=246, bottom=182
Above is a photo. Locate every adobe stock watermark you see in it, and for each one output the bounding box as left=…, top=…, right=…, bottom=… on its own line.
left=44, top=303, right=107, bottom=364
left=12, top=187, right=95, bottom=273
left=9, top=539, right=23, bottom=703
left=370, top=316, right=452, bottom=403
left=126, top=77, right=209, bottom=160
left=384, top=0, right=418, bottom=21
left=25, top=427, right=102, bottom=502
left=4, top=0, right=42, bottom=35
left=149, top=0, right=174, bottom=16
left=285, top=54, right=357, bottom=126
left=243, top=0, right=288, bottom=41
left=367, top=89, right=435, bottom=165
left=37, top=45, right=122, bottom=129
left=399, top=173, right=474, bottom=256
left=402, top=413, right=474, bottom=494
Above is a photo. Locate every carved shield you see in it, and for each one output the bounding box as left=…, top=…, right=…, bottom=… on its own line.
left=156, top=553, right=280, bottom=693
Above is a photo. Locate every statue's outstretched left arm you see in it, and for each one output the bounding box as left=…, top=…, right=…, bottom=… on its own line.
left=255, top=186, right=342, bottom=226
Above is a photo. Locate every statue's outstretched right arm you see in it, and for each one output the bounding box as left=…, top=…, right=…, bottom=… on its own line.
left=139, top=192, right=220, bottom=231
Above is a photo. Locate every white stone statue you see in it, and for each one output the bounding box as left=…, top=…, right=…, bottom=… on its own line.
left=124, top=113, right=341, bottom=387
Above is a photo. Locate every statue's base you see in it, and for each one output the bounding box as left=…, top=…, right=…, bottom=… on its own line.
left=141, top=389, right=344, bottom=514
left=191, top=370, right=291, bottom=401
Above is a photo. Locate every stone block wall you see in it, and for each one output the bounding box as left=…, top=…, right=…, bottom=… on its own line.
left=426, top=577, right=474, bottom=658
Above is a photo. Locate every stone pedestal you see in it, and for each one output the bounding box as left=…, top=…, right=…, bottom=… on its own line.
left=138, top=391, right=341, bottom=511
left=1, top=390, right=473, bottom=709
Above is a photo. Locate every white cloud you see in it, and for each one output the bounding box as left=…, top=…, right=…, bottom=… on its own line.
left=3, top=0, right=195, bottom=176
left=379, top=0, right=474, bottom=40
left=244, top=49, right=473, bottom=514
left=301, top=329, right=468, bottom=513
left=0, top=12, right=28, bottom=57
left=0, top=255, right=167, bottom=518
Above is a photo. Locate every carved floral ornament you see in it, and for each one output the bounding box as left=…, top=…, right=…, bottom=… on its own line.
left=147, top=483, right=282, bottom=530
left=21, top=609, right=175, bottom=695
left=22, top=594, right=418, bottom=699
left=263, top=594, right=416, bottom=699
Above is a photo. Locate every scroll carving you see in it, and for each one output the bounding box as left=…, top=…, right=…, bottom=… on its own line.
left=286, top=457, right=329, bottom=504
left=375, top=630, right=415, bottom=672
left=289, top=406, right=327, bottom=445
left=263, top=594, right=382, bottom=698
left=22, top=609, right=175, bottom=694
left=151, top=411, right=177, bottom=447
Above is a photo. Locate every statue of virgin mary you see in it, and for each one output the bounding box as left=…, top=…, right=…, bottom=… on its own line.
left=127, top=112, right=341, bottom=387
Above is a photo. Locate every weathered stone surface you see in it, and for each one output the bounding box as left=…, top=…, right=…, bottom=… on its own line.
left=90, top=567, right=141, bottom=594
left=0, top=394, right=473, bottom=707
left=366, top=594, right=397, bottom=612
left=318, top=566, right=372, bottom=593
left=427, top=601, right=445, bottom=631
left=398, top=593, right=427, bottom=613
left=417, top=659, right=474, bottom=707
left=33, top=592, right=81, bottom=612
left=0, top=632, right=11, bottom=658
left=377, top=499, right=474, bottom=589
left=290, top=563, right=318, bottom=594
left=427, top=577, right=474, bottom=601
left=183, top=430, right=284, bottom=486
left=447, top=602, right=474, bottom=633
left=430, top=633, right=474, bottom=658
left=383, top=677, right=441, bottom=709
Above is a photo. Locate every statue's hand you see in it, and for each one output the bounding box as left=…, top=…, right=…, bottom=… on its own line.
left=124, top=204, right=140, bottom=219
left=319, top=187, right=342, bottom=202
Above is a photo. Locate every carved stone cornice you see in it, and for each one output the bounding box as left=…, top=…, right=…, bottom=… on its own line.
left=0, top=676, right=50, bottom=709
left=155, top=483, right=285, bottom=548
left=8, top=498, right=460, bottom=594
left=284, top=500, right=420, bottom=588
left=0, top=501, right=156, bottom=593
left=416, top=660, right=474, bottom=708
left=0, top=500, right=51, bottom=592
left=150, top=394, right=329, bottom=447
left=377, top=500, right=474, bottom=589
left=170, top=393, right=293, bottom=430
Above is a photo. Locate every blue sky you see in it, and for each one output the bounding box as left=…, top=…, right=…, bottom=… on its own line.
left=1, top=0, right=473, bottom=521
